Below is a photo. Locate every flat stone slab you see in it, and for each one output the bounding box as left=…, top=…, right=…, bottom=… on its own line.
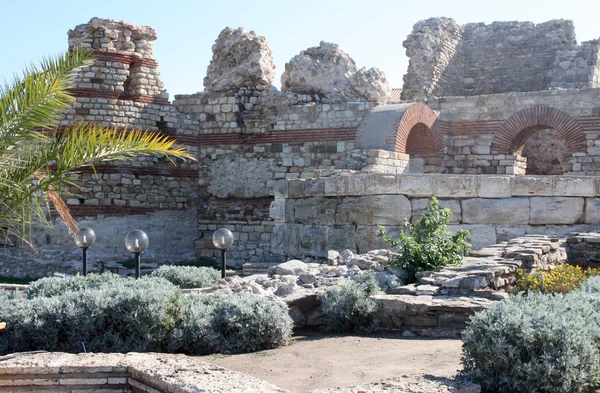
left=0, top=352, right=288, bottom=393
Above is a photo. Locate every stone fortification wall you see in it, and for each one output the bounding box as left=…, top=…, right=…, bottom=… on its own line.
left=402, top=18, right=599, bottom=100
left=271, top=173, right=600, bottom=258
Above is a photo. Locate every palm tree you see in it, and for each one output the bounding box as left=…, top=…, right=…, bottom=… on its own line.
left=0, top=49, right=194, bottom=244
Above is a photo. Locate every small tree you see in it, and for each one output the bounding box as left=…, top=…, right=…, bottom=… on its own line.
left=377, top=197, right=471, bottom=275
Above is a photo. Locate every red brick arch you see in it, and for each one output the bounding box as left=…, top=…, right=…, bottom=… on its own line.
left=493, top=106, right=586, bottom=154
left=395, top=103, right=445, bottom=154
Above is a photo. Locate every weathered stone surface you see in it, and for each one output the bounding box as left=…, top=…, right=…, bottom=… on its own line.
left=461, top=198, right=530, bottom=225
left=478, top=176, right=512, bottom=198
left=281, top=42, right=391, bottom=102
left=434, top=176, right=478, bottom=198
left=411, top=198, right=461, bottom=224
left=273, top=260, right=308, bottom=276
left=554, top=176, right=595, bottom=196
left=294, top=198, right=339, bottom=225
left=512, top=176, right=553, bottom=196
left=398, top=175, right=434, bottom=196
left=336, top=195, right=412, bottom=226
left=309, top=374, right=481, bottom=393
left=204, top=27, right=275, bottom=91
left=446, top=224, right=497, bottom=250
left=585, top=198, right=600, bottom=224
left=530, top=197, right=584, bottom=224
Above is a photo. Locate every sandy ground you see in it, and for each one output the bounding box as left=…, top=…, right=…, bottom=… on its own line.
left=206, top=332, right=464, bottom=393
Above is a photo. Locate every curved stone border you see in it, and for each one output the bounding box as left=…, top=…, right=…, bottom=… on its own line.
left=0, top=352, right=287, bottom=392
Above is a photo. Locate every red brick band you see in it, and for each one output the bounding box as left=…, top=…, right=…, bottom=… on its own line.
left=91, top=51, right=159, bottom=69
left=69, top=89, right=169, bottom=105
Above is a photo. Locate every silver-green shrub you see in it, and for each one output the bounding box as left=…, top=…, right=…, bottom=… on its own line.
left=27, top=272, right=122, bottom=298
left=461, top=290, right=600, bottom=393
left=150, top=265, right=220, bottom=289
left=170, top=291, right=293, bottom=354
left=1, top=279, right=293, bottom=356
left=320, top=272, right=380, bottom=333
left=1, top=277, right=181, bottom=354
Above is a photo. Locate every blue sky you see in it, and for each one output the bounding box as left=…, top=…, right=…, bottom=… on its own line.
left=2, top=0, right=599, bottom=96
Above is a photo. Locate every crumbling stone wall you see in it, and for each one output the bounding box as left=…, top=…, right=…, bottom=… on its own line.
left=402, top=18, right=599, bottom=100
left=7, top=17, right=600, bottom=278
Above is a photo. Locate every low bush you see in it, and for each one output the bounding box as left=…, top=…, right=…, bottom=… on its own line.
left=378, top=197, right=471, bottom=276
left=150, top=265, right=221, bottom=289
left=0, top=277, right=293, bottom=356
left=320, top=272, right=380, bottom=333
left=1, top=277, right=181, bottom=354
left=516, top=264, right=600, bottom=294
left=170, top=291, right=293, bottom=355
left=461, top=284, right=600, bottom=393
left=27, top=272, right=122, bottom=299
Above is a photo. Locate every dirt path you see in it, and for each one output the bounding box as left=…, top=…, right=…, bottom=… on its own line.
left=206, top=332, right=464, bottom=393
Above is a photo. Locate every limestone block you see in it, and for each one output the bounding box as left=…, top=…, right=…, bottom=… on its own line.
left=324, top=176, right=348, bottom=196
left=273, top=260, right=308, bottom=276
left=273, top=180, right=288, bottom=199
left=434, top=175, right=478, bottom=198
left=554, top=177, right=595, bottom=196
left=269, top=200, right=285, bottom=222
left=530, top=197, right=584, bottom=224
left=446, top=224, right=497, bottom=250
left=462, top=198, right=530, bottom=225
left=355, top=225, right=401, bottom=252
left=366, top=173, right=398, bottom=194
left=585, top=198, right=600, bottom=224
left=478, top=176, right=512, bottom=198
left=346, top=174, right=368, bottom=196
left=411, top=198, right=461, bottom=224
left=294, top=198, right=338, bottom=225
left=304, top=179, right=326, bottom=197
left=326, top=226, right=357, bottom=252
left=337, top=195, right=412, bottom=226
left=512, top=176, right=553, bottom=196
left=287, top=180, right=305, bottom=198
left=398, top=175, right=434, bottom=197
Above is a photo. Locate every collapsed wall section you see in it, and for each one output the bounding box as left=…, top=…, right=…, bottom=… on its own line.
left=401, top=18, right=600, bottom=100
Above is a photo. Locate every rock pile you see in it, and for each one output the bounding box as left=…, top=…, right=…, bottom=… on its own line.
left=281, top=41, right=391, bottom=102
left=204, top=27, right=276, bottom=91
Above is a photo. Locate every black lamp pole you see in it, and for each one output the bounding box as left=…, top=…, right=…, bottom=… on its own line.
left=135, top=252, right=141, bottom=279
left=82, top=247, right=88, bottom=276
left=221, top=249, right=227, bottom=279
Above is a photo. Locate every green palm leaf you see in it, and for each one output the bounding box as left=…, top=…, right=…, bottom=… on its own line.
left=0, top=49, right=195, bottom=245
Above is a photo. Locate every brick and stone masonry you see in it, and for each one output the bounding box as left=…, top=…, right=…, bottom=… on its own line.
left=4, top=16, right=600, bottom=278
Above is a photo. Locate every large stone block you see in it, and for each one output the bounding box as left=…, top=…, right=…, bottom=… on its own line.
left=337, top=195, right=412, bottom=226
left=366, top=173, right=398, bottom=194
left=398, top=175, right=434, bottom=197
left=530, top=197, right=584, bottom=224
left=512, top=176, right=553, bottom=196
left=411, top=198, right=461, bottom=224
left=554, top=177, right=595, bottom=197
left=446, top=224, right=497, bottom=250
left=478, top=176, right=512, bottom=198
left=496, top=226, right=526, bottom=242
left=462, top=198, right=530, bottom=225
left=294, top=198, right=338, bottom=225
left=269, top=200, right=285, bottom=222
left=585, top=198, right=600, bottom=224
left=324, top=176, right=348, bottom=196
left=434, top=175, right=478, bottom=198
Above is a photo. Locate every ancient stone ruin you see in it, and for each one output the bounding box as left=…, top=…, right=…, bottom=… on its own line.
left=2, top=16, right=600, bottom=279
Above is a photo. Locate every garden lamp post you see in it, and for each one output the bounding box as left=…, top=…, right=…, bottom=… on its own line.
left=212, top=228, right=234, bottom=279
left=125, top=230, right=149, bottom=279
left=75, top=227, right=96, bottom=276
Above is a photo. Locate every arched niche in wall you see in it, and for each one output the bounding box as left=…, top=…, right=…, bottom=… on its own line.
left=357, top=103, right=445, bottom=173
left=517, top=127, right=570, bottom=175
left=492, top=105, right=585, bottom=174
